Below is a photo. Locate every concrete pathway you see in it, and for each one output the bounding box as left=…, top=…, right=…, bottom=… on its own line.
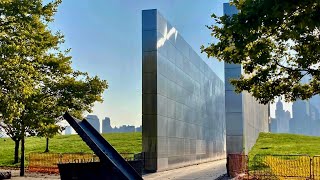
left=143, top=159, right=227, bottom=180
left=1, top=159, right=227, bottom=180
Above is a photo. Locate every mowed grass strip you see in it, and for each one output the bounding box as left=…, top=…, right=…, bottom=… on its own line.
left=249, top=132, right=320, bottom=158
left=0, top=132, right=142, bottom=167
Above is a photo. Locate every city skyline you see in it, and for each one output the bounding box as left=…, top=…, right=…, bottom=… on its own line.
left=63, top=114, right=142, bottom=135
left=270, top=95, right=320, bottom=135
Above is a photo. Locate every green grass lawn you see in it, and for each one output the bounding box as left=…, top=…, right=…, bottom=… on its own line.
left=0, top=132, right=142, bottom=167
left=248, top=132, right=320, bottom=171
left=249, top=132, right=320, bottom=157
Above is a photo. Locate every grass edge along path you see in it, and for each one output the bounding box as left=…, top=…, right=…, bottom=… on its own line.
left=0, top=132, right=142, bottom=167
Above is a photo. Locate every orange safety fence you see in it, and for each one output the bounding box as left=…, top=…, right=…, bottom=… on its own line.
left=28, top=152, right=99, bottom=174
left=252, top=154, right=311, bottom=180
left=250, top=155, right=320, bottom=180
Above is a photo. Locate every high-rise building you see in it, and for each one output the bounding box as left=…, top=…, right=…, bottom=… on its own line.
left=102, top=117, right=112, bottom=133
left=310, top=95, right=320, bottom=118
left=310, top=104, right=320, bottom=122
left=270, top=118, right=277, bottom=132
left=101, top=116, right=141, bottom=133
left=64, top=126, right=74, bottom=135
left=290, top=97, right=320, bottom=136
left=310, top=104, right=320, bottom=136
left=135, top=125, right=142, bottom=132
left=86, top=115, right=101, bottom=133
left=271, top=99, right=291, bottom=133
left=290, top=100, right=310, bottom=135
left=121, top=125, right=135, bottom=132
left=0, top=129, right=5, bottom=138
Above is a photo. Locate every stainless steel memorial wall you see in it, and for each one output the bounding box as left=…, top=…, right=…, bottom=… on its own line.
left=142, top=9, right=226, bottom=172
left=224, top=3, right=269, bottom=155
left=242, top=92, right=269, bottom=154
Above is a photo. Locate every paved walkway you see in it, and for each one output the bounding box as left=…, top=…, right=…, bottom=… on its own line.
left=1, top=159, right=227, bottom=180
left=143, top=159, right=227, bottom=180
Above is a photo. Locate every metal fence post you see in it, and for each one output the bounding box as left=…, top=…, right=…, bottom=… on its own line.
left=59, top=153, right=62, bottom=164
left=28, top=153, right=31, bottom=170
left=247, top=155, right=249, bottom=178
left=310, top=156, right=314, bottom=179
left=226, top=155, right=230, bottom=177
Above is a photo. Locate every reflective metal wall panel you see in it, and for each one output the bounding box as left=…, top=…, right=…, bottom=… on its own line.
left=242, top=92, right=269, bottom=154
left=224, top=3, right=269, bottom=155
left=142, top=9, right=226, bottom=171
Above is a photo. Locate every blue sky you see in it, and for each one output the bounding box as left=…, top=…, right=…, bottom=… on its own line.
left=49, top=0, right=286, bottom=127
left=49, top=0, right=231, bottom=127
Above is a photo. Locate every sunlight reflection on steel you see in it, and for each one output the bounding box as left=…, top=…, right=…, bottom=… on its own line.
left=157, top=25, right=178, bottom=49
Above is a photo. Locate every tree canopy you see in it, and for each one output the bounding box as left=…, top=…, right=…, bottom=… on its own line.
left=0, top=0, right=108, bottom=172
left=202, top=0, right=320, bottom=104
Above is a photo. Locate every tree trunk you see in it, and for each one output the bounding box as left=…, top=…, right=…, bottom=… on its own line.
left=44, top=138, right=49, bottom=152
left=20, top=126, right=25, bottom=177
left=14, top=140, right=20, bottom=164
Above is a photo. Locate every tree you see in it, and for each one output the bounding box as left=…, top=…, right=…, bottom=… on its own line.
left=0, top=0, right=108, bottom=176
left=202, top=0, right=320, bottom=104
left=0, top=119, right=23, bottom=164
left=36, top=117, right=63, bottom=153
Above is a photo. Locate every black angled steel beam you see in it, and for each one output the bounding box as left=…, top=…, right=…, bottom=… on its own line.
left=63, top=112, right=143, bottom=180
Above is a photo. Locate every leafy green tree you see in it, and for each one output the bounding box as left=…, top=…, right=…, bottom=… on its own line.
left=202, top=0, right=320, bottom=104
left=0, top=0, right=108, bottom=176
left=35, top=117, right=63, bottom=153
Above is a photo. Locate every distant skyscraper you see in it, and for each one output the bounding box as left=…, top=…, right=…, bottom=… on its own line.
left=101, top=116, right=141, bottom=133
left=290, top=100, right=311, bottom=135
left=310, top=104, right=320, bottom=121
left=310, top=104, right=320, bottom=136
left=271, top=99, right=291, bottom=133
left=102, top=117, right=112, bottom=133
left=289, top=76, right=320, bottom=136
left=135, top=125, right=142, bottom=132
left=65, top=126, right=74, bottom=135
left=86, top=115, right=101, bottom=133
left=0, top=128, right=4, bottom=137
left=119, top=125, right=135, bottom=133
left=310, top=95, right=320, bottom=116
left=270, top=118, right=277, bottom=132
left=112, top=125, right=136, bottom=133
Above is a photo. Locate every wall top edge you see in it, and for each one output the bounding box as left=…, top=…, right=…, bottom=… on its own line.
left=142, top=9, right=157, bottom=12
left=142, top=9, right=224, bottom=84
